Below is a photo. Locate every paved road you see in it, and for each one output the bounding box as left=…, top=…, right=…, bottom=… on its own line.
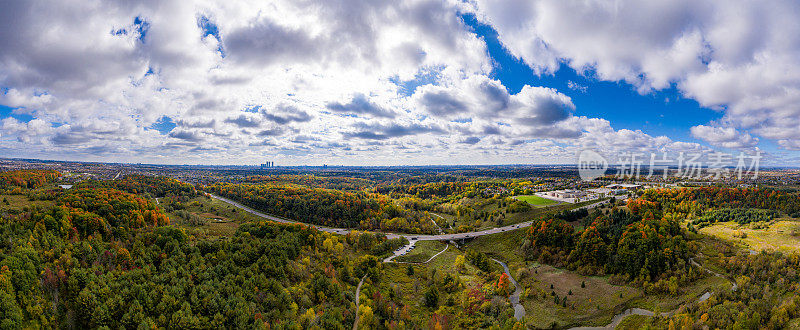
left=210, top=194, right=610, bottom=242
left=492, top=259, right=525, bottom=320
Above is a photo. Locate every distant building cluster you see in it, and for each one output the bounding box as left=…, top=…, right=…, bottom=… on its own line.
left=536, top=184, right=642, bottom=203
left=261, top=161, right=275, bottom=169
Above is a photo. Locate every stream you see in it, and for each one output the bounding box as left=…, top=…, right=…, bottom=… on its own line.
left=569, top=259, right=737, bottom=329
left=491, top=259, right=526, bottom=320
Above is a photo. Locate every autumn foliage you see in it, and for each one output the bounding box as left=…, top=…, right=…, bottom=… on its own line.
left=207, top=182, right=436, bottom=233
left=0, top=170, right=60, bottom=194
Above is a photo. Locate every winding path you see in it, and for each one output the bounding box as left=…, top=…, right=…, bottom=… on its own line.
left=387, top=244, right=449, bottom=264
left=353, top=275, right=366, bottom=330
left=568, top=259, right=738, bottom=330
left=210, top=193, right=740, bottom=328
left=492, top=259, right=526, bottom=320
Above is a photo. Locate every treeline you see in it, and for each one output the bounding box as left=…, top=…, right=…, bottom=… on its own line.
left=523, top=209, right=697, bottom=292
left=378, top=182, right=473, bottom=199
left=207, top=183, right=436, bottom=234
left=21, top=187, right=169, bottom=238
left=0, top=170, right=61, bottom=194
left=243, top=174, right=375, bottom=191
left=631, top=187, right=800, bottom=219
left=379, top=180, right=523, bottom=201
left=81, top=174, right=197, bottom=198
left=692, top=208, right=778, bottom=228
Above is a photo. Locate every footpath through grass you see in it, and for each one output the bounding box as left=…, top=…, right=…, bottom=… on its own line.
left=394, top=240, right=447, bottom=263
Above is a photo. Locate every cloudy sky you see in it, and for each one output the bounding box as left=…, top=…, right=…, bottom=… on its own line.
left=1, top=0, right=799, bottom=166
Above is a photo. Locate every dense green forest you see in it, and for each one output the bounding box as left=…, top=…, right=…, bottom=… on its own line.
left=692, top=208, right=778, bottom=227
left=0, top=213, right=374, bottom=328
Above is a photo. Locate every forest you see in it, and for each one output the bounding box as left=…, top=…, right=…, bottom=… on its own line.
left=207, top=182, right=438, bottom=234
left=83, top=174, right=198, bottom=198
left=0, top=172, right=413, bottom=328
left=522, top=208, right=697, bottom=293
left=0, top=170, right=61, bottom=194
left=2, top=170, right=800, bottom=328
left=630, top=186, right=800, bottom=219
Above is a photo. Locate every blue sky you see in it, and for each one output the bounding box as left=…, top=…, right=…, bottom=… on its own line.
left=0, top=104, right=33, bottom=123
left=462, top=14, right=722, bottom=147
left=1, top=0, right=797, bottom=165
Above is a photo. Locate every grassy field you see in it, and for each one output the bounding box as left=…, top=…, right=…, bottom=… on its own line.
left=465, top=227, right=638, bottom=327
left=515, top=195, right=559, bottom=206
left=467, top=227, right=528, bottom=266
left=518, top=264, right=642, bottom=328
left=626, top=272, right=730, bottom=312
left=164, top=195, right=269, bottom=237
left=394, top=240, right=448, bottom=263
left=0, top=194, right=55, bottom=211
left=616, top=315, right=652, bottom=329
left=699, top=219, right=800, bottom=253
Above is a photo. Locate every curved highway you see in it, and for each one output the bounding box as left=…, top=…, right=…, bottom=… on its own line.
left=209, top=194, right=610, bottom=241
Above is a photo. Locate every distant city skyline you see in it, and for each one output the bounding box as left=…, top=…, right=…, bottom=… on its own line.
left=2, top=1, right=800, bottom=166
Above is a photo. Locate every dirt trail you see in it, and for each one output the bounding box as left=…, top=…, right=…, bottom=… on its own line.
left=353, top=275, right=366, bottom=330
left=569, top=258, right=737, bottom=329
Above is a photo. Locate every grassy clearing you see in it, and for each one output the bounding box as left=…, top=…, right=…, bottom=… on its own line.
left=394, top=240, right=448, bottom=263
left=699, top=219, right=800, bottom=253
left=0, top=194, right=55, bottom=211
left=626, top=273, right=730, bottom=312
left=519, top=264, right=642, bottom=328
left=616, top=315, right=652, bottom=329
left=464, top=218, right=734, bottom=328
left=465, top=227, right=636, bottom=327
left=164, top=196, right=270, bottom=238
left=515, top=195, right=559, bottom=207
left=467, top=227, right=528, bottom=267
